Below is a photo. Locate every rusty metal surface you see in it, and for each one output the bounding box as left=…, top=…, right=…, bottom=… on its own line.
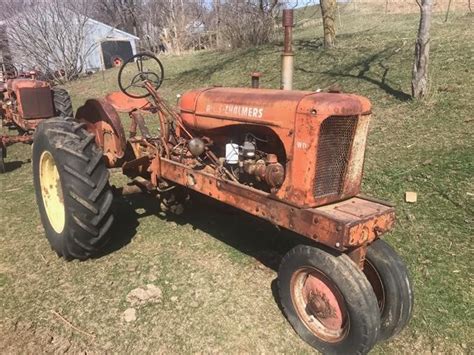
left=282, top=9, right=295, bottom=28
left=75, top=99, right=127, bottom=167
left=314, top=116, right=358, bottom=198
left=157, top=157, right=394, bottom=254
left=7, top=78, right=50, bottom=91
left=104, top=91, right=152, bottom=113
left=343, top=115, right=370, bottom=196
left=18, top=87, right=54, bottom=119
left=1, top=78, right=53, bottom=126
left=251, top=72, right=261, bottom=89
left=130, top=111, right=151, bottom=138
left=70, top=50, right=392, bottom=268
left=179, top=87, right=372, bottom=208
left=291, top=267, right=348, bottom=341
left=181, top=88, right=371, bottom=129
left=1, top=134, right=33, bottom=147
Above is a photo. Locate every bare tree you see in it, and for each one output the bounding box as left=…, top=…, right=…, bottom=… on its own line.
left=91, top=0, right=143, bottom=37
left=211, top=0, right=223, bottom=48
left=3, top=0, right=96, bottom=82
left=138, top=0, right=207, bottom=54
left=320, top=0, right=337, bottom=48
left=218, top=0, right=282, bottom=49
left=89, top=0, right=280, bottom=53
left=412, top=0, right=433, bottom=99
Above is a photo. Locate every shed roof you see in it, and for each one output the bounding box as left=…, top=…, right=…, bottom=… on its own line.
left=0, top=15, right=140, bottom=41
left=86, top=17, right=140, bottom=40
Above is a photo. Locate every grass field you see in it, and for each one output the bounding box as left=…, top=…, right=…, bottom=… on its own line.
left=1, top=10, right=473, bottom=354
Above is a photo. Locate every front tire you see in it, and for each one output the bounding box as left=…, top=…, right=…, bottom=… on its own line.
left=278, top=245, right=380, bottom=355
left=33, top=118, right=114, bottom=260
left=363, top=239, right=414, bottom=341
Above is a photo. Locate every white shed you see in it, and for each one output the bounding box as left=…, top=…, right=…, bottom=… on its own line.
left=83, top=18, right=140, bottom=72
left=0, top=14, right=139, bottom=73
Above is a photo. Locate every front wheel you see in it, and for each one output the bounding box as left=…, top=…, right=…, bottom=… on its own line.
left=278, top=245, right=380, bottom=355
left=33, top=118, right=114, bottom=260
left=364, top=239, right=414, bottom=341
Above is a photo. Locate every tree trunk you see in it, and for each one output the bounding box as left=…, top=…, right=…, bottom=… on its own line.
left=214, top=0, right=222, bottom=48
left=0, top=25, right=13, bottom=63
left=320, top=0, right=336, bottom=48
left=412, top=0, right=433, bottom=99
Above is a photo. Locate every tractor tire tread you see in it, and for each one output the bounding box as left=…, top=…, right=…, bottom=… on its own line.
left=278, top=244, right=380, bottom=355
left=52, top=87, right=74, bottom=118
left=365, top=239, right=414, bottom=341
left=33, top=118, right=113, bottom=260
left=64, top=164, right=96, bottom=187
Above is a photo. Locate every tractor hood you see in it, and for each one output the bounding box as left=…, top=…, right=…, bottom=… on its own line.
left=6, top=78, right=50, bottom=91
left=179, top=87, right=371, bottom=130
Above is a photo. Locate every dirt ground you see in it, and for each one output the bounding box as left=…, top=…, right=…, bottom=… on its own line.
left=0, top=157, right=469, bottom=353
left=1, top=10, right=473, bottom=355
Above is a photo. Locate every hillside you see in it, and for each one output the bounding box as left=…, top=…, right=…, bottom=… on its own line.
left=1, top=10, right=473, bottom=353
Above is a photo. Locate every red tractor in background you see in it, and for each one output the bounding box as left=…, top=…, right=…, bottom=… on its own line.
left=0, top=62, right=73, bottom=173
left=32, top=53, right=414, bottom=354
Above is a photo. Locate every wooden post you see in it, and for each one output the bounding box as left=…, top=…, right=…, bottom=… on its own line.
left=444, top=0, right=453, bottom=22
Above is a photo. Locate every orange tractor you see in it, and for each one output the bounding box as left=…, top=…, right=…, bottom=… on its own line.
left=0, top=62, right=72, bottom=173
left=32, top=53, right=413, bottom=354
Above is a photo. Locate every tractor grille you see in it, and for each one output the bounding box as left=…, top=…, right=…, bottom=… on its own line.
left=19, top=87, right=54, bottom=119
left=314, top=116, right=358, bottom=198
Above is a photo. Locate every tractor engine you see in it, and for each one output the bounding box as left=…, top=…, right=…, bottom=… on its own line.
left=179, top=87, right=372, bottom=208
left=219, top=133, right=285, bottom=191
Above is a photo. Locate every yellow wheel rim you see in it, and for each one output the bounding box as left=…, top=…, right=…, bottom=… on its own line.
left=39, top=151, right=65, bottom=234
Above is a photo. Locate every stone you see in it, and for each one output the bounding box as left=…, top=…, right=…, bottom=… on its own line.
left=123, top=308, right=137, bottom=322
left=126, top=284, right=162, bottom=306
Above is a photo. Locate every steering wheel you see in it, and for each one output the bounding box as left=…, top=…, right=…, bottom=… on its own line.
left=118, top=53, right=164, bottom=99
left=0, top=62, right=18, bottom=80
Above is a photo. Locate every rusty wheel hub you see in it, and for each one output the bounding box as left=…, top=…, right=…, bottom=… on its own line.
left=291, top=268, right=348, bottom=342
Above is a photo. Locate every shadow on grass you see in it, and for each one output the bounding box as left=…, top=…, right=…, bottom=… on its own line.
left=2, top=159, right=28, bottom=173
left=295, top=45, right=411, bottom=101
left=296, top=38, right=324, bottom=51
left=169, top=46, right=268, bottom=86
left=322, top=47, right=412, bottom=101
left=96, top=190, right=294, bottom=318
left=99, top=191, right=310, bottom=272
left=95, top=193, right=158, bottom=258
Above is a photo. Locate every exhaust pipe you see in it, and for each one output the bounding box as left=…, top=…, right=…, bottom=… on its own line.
left=251, top=72, right=261, bottom=88
left=281, top=9, right=294, bottom=90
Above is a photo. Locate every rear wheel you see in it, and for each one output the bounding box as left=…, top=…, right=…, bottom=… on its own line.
left=278, top=245, right=380, bottom=355
left=363, top=239, right=414, bottom=341
left=33, top=118, right=114, bottom=260
left=52, top=87, right=74, bottom=118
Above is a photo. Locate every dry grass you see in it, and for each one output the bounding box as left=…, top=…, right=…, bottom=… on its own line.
left=1, top=10, right=473, bottom=354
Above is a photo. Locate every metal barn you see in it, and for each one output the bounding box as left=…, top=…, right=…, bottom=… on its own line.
left=83, top=18, right=139, bottom=72
left=0, top=16, right=139, bottom=73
